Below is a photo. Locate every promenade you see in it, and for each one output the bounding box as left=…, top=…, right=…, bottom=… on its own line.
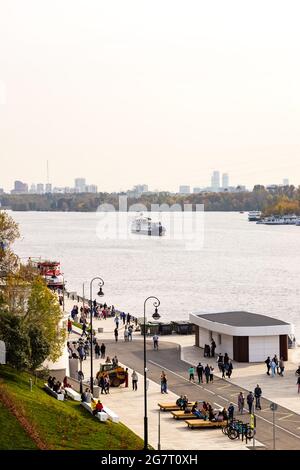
left=64, top=296, right=300, bottom=449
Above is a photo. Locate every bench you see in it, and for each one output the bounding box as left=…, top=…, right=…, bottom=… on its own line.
left=158, top=402, right=195, bottom=412
left=65, top=387, right=81, bottom=401
left=44, top=383, right=64, bottom=401
left=81, top=402, right=108, bottom=422
left=185, top=419, right=227, bottom=429
left=171, top=410, right=200, bottom=420
left=103, top=406, right=120, bottom=423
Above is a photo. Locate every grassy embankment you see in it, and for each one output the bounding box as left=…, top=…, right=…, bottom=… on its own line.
left=0, top=366, right=143, bottom=450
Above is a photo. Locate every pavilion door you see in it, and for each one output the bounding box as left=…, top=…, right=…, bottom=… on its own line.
left=233, top=336, right=249, bottom=362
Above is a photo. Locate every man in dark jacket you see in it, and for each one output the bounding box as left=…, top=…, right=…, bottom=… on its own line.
left=196, top=363, right=204, bottom=384
left=254, top=384, right=262, bottom=410
left=247, top=391, right=254, bottom=414
left=265, top=356, right=271, bottom=375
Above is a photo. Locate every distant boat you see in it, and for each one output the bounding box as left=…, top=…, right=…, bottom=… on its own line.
left=131, top=214, right=166, bottom=236
left=240, top=211, right=244, bottom=214
left=248, top=211, right=262, bottom=222
left=31, top=259, right=64, bottom=289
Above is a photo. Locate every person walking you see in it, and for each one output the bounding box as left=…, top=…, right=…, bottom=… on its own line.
left=209, top=365, right=214, bottom=382
left=132, top=370, right=138, bottom=391
left=81, top=322, right=87, bottom=337
left=211, top=339, right=216, bottom=358
left=100, top=343, right=106, bottom=359
left=238, top=392, right=245, bottom=414
left=67, top=318, right=72, bottom=336
left=227, top=361, right=233, bottom=379
left=279, top=357, right=285, bottom=377
left=204, top=364, right=210, bottom=384
left=297, top=376, right=300, bottom=393
left=160, top=371, right=168, bottom=393
left=270, top=359, right=276, bottom=377
left=265, top=356, right=271, bottom=375
left=196, top=362, right=203, bottom=384
left=247, top=391, right=254, bottom=414
left=153, top=334, right=159, bottom=350
left=95, top=342, right=100, bottom=359
left=128, top=325, right=133, bottom=341
left=188, top=365, right=195, bottom=382
left=124, top=327, right=129, bottom=342
left=124, top=368, right=129, bottom=388
left=228, top=403, right=235, bottom=421
left=254, top=384, right=262, bottom=410
left=114, top=327, right=119, bottom=342
left=220, top=362, right=226, bottom=379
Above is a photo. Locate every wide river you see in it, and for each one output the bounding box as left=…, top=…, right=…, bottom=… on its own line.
left=9, top=211, right=300, bottom=337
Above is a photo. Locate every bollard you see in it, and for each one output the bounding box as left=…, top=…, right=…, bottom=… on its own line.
left=29, top=378, right=32, bottom=391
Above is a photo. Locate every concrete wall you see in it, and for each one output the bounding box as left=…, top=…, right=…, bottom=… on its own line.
left=249, top=335, right=280, bottom=362
left=219, top=334, right=233, bottom=359
left=198, top=327, right=211, bottom=348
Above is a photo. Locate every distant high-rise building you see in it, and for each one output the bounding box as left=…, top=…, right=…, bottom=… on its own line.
left=0, top=188, right=4, bottom=194
left=36, top=184, right=44, bottom=194
left=179, top=185, right=190, bottom=194
left=283, top=178, right=289, bottom=186
left=193, top=187, right=202, bottom=193
left=222, top=173, right=229, bottom=189
left=75, top=178, right=86, bottom=193
left=86, top=185, right=98, bottom=193
left=133, top=184, right=149, bottom=194
left=45, top=183, right=52, bottom=194
left=12, top=180, right=28, bottom=194
left=211, top=171, right=220, bottom=191
left=29, top=184, right=36, bottom=194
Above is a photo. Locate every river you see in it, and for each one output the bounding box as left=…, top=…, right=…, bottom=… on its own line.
left=10, top=211, right=300, bottom=337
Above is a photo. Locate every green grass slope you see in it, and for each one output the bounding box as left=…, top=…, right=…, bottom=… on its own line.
left=0, top=366, right=143, bottom=450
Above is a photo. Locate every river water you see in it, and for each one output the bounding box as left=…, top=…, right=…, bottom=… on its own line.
left=10, top=211, right=300, bottom=337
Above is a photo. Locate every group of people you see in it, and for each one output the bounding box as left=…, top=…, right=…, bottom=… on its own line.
left=47, top=375, right=72, bottom=396
left=264, top=355, right=285, bottom=377
left=190, top=364, right=214, bottom=384
left=176, top=396, right=228, bottom=422
left=81, top=387, right=106, bottom=415
left=203, top=339, right=216, bottom=358
left=217, top=353, right=234, bottom=378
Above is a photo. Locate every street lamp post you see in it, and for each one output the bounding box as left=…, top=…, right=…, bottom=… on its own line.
left=143, top=296, right=160, bottom=451
left=89, top=277, right=104, bottom=394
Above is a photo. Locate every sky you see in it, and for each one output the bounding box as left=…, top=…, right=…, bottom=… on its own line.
left=0, top=0, right=300, bottom=193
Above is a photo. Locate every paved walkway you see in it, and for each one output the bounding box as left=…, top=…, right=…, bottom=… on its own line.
left=64, top=297, right=300, bottom=449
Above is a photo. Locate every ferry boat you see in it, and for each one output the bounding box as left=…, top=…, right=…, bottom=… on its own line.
left=248, top=211, right=262, bottom=222
left=31, top=259, right=64, bottom=289
left=258, top=214, right=299, bottom=226
left=131, top=214, right=166, bottom=236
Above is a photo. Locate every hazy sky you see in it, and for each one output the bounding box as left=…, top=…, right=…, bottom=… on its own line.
left=1, top=0, right=300, bottom=192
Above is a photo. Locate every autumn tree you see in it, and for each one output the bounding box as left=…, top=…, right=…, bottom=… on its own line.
left=25, top=278, right=66, bottom=362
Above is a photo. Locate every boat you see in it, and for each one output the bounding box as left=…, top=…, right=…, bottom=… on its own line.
left=31, top=259, right=64, bottom=289
left=258, top=214, right=299, bottom=226
left=131, top=213, right=166, bottom=236
left=248, top=211, right=262, bottom=222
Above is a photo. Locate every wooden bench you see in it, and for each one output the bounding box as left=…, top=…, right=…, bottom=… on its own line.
left=171, top=410, right=200, bottom=420
left=81, top=402, right=108, bottom=422
left=158, top=402, right=195, bottom=412
left=65, top=387, right=81, bottom=401
left=103, top=406, right=120, bottom=423
left=185, top=419, right=227, bottom=429
left=44, top=383, right=64, bottom=401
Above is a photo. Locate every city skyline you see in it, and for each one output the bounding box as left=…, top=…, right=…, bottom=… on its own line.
left=1, top=2, right=300, bottom=193
left=0, top=172, right=292, bottom=195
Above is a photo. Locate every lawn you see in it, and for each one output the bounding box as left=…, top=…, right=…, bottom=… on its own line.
left=0, top=400, right=37, bottom=449
left=0, top=366, right=143, bottom=450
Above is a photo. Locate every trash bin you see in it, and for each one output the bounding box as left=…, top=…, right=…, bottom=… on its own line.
left=140, top=322, right=160, bottom=336
left=172, top=321, right=193, bottom=335
left=158, top=322, right=173, bottom=335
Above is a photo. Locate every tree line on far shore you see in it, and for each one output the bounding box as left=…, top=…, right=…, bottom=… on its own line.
left=1, top=185, right=300, bottom=214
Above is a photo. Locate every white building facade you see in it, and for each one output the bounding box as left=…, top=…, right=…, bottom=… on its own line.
left=190, top=311, right=293, bottom=363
